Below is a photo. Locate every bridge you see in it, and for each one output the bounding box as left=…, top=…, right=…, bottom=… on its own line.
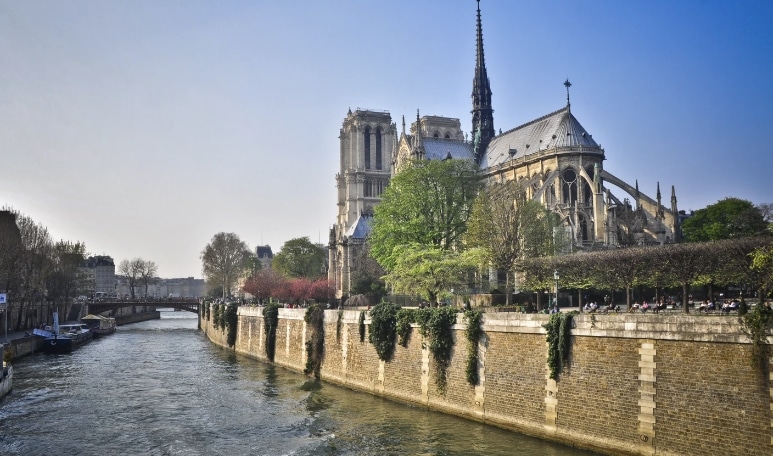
left=86, top=299, right=201, bottom=315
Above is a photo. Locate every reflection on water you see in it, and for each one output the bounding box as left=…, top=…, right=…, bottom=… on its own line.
left=0, top=311, right=595, bottom=455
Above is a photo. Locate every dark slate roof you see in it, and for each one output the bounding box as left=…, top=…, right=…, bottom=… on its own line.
left=482, top=106, right=601, bottom=168
left=256, top=245, right=273, bottom=258
left=345, top=215, right=372, bottom=239
left=421, top=137, right=475, bottom=161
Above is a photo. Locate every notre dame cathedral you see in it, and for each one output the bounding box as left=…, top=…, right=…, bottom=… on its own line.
left=328, top=1, right=680, bottom=300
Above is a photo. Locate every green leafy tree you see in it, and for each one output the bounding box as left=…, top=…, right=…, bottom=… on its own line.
left=272, top=237, right=326, bottom=279
left=382, top=243, right=483, bottom=304
left=465, top=180, right=559, bottom=304
left=200, top=232, right=252, bottom=299
left=682, top=197, right=767, bottom=242
left=369, top=159, right=481, bottom=272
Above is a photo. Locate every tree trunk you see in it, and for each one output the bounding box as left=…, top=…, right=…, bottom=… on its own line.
left=578, top=289, right=583, bottom=312
left=505, top=272, right=512, bottom=306
left=626, top=286, right=631, bottom=308
left=682, top=282, right=690, bottom=314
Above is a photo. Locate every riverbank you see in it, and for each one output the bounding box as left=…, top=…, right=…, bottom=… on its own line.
left=1, top=311, right=161, bottom=361
left=202, top=306, right=772, bottom=456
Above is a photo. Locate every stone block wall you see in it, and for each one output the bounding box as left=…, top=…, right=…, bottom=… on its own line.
left=201, top=306, right=773, bottom=456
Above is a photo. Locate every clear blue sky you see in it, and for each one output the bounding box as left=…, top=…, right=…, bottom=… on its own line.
left=1, top=0, right=771, bottom=278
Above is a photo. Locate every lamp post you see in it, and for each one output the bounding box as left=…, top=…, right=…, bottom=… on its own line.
left=553, top=270, right=559, bottom=309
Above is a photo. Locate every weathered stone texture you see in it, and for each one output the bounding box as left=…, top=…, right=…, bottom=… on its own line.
left=655, top=341, right=769, bottom=456
left=203, top=308, right=773, bottom=456
left=483, top=331, right=547, bottom=427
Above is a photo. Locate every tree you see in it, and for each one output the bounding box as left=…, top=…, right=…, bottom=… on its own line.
left=272, top=237, right=326, bottom=279
left=200, top=232, right=252, bottom=299
left=242, top=268, right=286, bottom=304
left=118, top=258, right=147, bottom=300
left=370, top=158, right=481, bottom=272
left=139, top=260, right=158, bottom=297
left=465, top=180, right=559, bottom=304
left=46, top=240, right=88, bottom=320
left=682, top=197, right=767, bottom=242
left=382, top=243, right=483, bottom=304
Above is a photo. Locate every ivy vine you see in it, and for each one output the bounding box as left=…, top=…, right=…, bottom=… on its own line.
left=416, top=306, right=458, bottom=393
left=464, top=309, right=483, bottom=386
left=304, top=304, right=325, bottom=379
left=368, top=302, right=399, bottom=362
left=218, top=304, right=227, bottom=330
left=543, top=312, right=575, bottom=380
left=358, top=311, right=366, bottom=343
left=205, top=301, right=211, bottom=321
left=225, top=304, right=238, bottom=348
left=739, top=304, right=773, bottom=379
left=263, top=303, right=280, bottom=361
left=396, top=309, right=416, bottom=348
left=212, top=304, right=221, bottom=330
left=336, top=308, right=344, bottom=344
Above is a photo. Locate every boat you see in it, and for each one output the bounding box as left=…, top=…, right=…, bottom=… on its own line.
left=0, top=345, right=12, bottom=400
left=33, top=312, right=93, bottom=354
left=81, top=314, right=116, bottom=338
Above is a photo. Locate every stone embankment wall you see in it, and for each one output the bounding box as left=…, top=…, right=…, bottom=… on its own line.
left=115, top=311, right=160, bottom=325
left=202, top=307, right=773, bottom=456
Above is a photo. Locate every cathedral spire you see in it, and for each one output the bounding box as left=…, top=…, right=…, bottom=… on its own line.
left=471, top=0, right=494, bottom=164
left=412, top=109, right=424, bottom=159
left=564, top=78, right=572, bottom=111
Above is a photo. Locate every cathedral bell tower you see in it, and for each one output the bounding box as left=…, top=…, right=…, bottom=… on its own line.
left=471, top=0, right=495, bottom=164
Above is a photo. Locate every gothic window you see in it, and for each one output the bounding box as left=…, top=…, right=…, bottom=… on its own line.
left=562, top=168, right=578, bottom=206
left=363, top=126, right=371, bottom=169
left=583, top=181, right=592, bottom=205
left=445, top=133, right=450, bottom=139
left=364, top=178, right=372, bottom=197
left=375, top=128, right=382, bottom=170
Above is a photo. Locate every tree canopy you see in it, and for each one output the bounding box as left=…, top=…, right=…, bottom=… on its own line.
left=200, top=232, right=252, bottom=299
left=369, top=158, right=481, bottom=272
left=465, top=180, right=559, bottom=303
left=272, top=237, right=326, bottom=279
left=682, top=197, right=767, bottom=242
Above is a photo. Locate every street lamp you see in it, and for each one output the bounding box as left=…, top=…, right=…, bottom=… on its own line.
left=553, top=270, right=559, bottom=308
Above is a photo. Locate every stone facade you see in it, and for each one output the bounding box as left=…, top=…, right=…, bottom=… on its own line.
left=203, top=307, right=773, bottom=456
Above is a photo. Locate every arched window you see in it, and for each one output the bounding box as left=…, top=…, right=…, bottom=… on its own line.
left=363, top=126, right=371, bottom=169
left=375, top=128, right=382, bottom=170
left=562, top=168, right=578, bottom=205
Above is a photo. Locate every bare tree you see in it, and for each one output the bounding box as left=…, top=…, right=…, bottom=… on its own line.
left=139, top=260, right=158, bottom=297
left=201, top=232, right=251, bottom=299
left=118, top=258, right=146, bottom=300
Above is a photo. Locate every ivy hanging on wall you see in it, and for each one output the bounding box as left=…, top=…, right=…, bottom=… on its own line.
left=263, top=303, right=280, bottom=361
left=304, top=304, right=325, bottom=379
left=543, top=312, right=575, bottom=380
left=205, top=301, right=211, bottom=321
left=416, top=306, right=458, bottom=393
left=464, top=309, right=483, bottom=386
left=336, top=308, right=344, bottom=344
left=396, top=309, right=416, bottom=348
left=368, top=302, right=399, bottom=362
left=226, top=304, right=238, bottom=348
left=212, top=304, right=221, bottom=330
left=217, top=304, right=227, bottom=330
left=358, top=311, right=366, bottom=343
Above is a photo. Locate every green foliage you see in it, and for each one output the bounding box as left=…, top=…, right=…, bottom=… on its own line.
left=218, top=304, right=227, bottom=330
left=336, top=308, right=344, bottom=343
left=416, top=306, right=459, bottom=392
left=543, top=312, right=575, bottom=380
left=201, top=232, right=252, bottom=299
left=212, top=304, right=221, bottom=330
left=263, top=303, right=280, bottom=361
left=382, top=243, right=483, bottom=304
left=358, top=311, right=366, bottom=343
left=368, top=302, right=399, bottom=362
left=304, top=304, right=325, bottom=378
left=682, top=197, right=767, bottom=242
left=273, top=237, right=326, bottom=279
left=739, top=304, right=773, bottom=376
left=396, top=308, right=416, bottom=347
left=225, top=304, right=238, bottom=347
left=464, top=309, right=483, bottom=386
left=369, top=158, right=481, bottom=272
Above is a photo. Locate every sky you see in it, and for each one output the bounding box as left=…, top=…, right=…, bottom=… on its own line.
left=1, top=0, right=772, bottom=279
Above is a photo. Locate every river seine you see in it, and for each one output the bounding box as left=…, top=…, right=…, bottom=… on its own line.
left=0, top=311, right=596, bottom=455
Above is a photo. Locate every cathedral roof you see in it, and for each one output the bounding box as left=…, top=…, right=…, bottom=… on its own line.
left=404, top=136, right=474, bottom=161
left=481, top=106, right=601, bottom=168
left=345, top=214, right=372, bottom=239
left=423, top=137, right=475, bottom=161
